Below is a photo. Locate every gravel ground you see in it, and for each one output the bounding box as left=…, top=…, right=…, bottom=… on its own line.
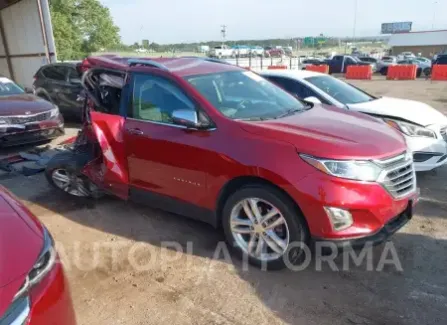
left=1, top=79, right=447, bottom=325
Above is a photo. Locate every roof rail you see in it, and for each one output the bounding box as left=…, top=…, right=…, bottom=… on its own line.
left=181, top=56, right=233, bottom=66
left=128, top=59, right=169, bottom=71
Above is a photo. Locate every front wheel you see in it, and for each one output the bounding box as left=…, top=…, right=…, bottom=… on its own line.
left=222, top=185, right=309, bottom=270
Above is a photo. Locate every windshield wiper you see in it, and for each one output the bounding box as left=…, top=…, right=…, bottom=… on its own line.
left=236, top=116, right=270, bottom=121
left=275, top=107, right=304, bottom=119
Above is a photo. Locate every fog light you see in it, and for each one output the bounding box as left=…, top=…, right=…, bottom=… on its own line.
left=324, top=207, right=353, bottom=231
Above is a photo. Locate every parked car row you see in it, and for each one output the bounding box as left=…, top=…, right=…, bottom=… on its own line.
left=208, top=45, right=293, bottom=58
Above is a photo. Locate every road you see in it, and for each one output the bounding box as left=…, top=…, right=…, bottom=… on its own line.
left=1, top=79, right=446, bottom=325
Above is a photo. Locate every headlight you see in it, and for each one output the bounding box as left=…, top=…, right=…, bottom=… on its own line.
left=300, top=154, right=382, bottom=181
left=50, top=106, right=60, bottom=118
left=13, top=229, right=56, bottom=301
left=384, top=118, right=436, bottom=138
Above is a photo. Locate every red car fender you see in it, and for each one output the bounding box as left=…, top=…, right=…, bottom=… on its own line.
left=82, top=111, right=129, bottom=199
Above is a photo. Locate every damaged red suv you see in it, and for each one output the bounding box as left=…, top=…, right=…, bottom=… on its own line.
left=45, top=56, right=418, bottom=270
left=0, top=76, right=64, bottom=147
left=0, top=186, right=76, bottom=324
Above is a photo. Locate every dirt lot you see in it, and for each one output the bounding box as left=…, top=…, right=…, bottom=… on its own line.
left=1, top=79, right=447, bottom=325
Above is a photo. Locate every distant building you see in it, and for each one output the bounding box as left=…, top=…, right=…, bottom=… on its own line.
left=388, top=30, right=447, bottom=58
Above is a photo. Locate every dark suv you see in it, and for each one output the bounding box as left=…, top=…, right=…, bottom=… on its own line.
left=33, top=62, right=84, bottom=120
left=433, top=54, right=447, bottom=65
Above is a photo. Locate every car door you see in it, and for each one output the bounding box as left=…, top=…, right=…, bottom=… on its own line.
left=63, top=66, right=84, bottom=114
left=40, top=65, right=68, bottom=106
left=123, top=71, right=214, bottom=213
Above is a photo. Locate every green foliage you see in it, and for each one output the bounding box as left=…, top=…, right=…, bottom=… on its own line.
left=49, top=0, right=121, bottom=61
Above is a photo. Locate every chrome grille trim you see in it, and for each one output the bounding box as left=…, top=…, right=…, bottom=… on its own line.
left=0, top=296, right=30, bottom=325
left=376, top=152, right=416, bottom=199
left=3, top=110, right=52, bottom=125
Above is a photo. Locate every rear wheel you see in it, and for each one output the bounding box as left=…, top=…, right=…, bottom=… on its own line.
left=222, top=185, right=309, bottom=270
left=45, top=151, right=98, bottom=198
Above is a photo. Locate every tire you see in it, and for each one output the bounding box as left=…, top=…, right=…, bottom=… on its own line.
left=424, top=68, right=431, bottom=77
left=45, top=150, right=99, bottom=198
left=222, top=184, right=309, bottom=270
left=416, top=68, right=422, bottom=78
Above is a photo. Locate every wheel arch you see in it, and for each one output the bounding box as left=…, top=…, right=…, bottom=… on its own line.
left=215, top=175, right=309, bottom=232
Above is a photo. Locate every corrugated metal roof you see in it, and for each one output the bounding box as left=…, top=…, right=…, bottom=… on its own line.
left=389, top=30, right=447, bottom=47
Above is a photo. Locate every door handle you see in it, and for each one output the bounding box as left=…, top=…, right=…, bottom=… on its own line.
left=127, top=128, right=144, bottom=135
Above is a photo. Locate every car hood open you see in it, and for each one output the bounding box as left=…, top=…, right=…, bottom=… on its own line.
left=240, top=104, right=407, bottom=160
left=347, top=96, right=447, bottom=127
left=0, top=94, right=54, bottom=116
left=0, top=187, right=43, bottom=317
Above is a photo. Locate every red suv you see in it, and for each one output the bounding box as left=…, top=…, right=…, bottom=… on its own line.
left=0, top=186, right=76, bottom=324
left=45, top=56, right=418, bottom=270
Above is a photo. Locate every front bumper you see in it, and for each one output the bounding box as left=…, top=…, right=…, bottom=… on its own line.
left=28, top=261, right=76, bottom=325
left=291, top=168, right=418, bottom=240
left=0, top=115, right=64, bottom=147
left=406, top=135, right=447, bottom=172
left=312, top=199, right=415, bottom=250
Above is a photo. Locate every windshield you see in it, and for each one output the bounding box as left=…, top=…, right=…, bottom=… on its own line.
left=0, top=77, right=24, bottom=96
left=185, top=71, right=306, bottom=120
left=305, top=75, right=374, bottom=105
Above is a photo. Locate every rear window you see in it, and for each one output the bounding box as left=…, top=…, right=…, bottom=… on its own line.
left=42, top=66, right=67, bottom=81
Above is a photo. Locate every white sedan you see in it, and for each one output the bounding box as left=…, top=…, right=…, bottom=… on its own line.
left=261, top=70, right=447, bottom=172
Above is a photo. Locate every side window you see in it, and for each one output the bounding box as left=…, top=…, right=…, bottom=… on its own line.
left=267, top=77, right=328, bottom=103
left=131, top=74, right=195, bottom=124
left=345, top=57, right=355, bottom=64
left=42, top=66, right=67, bottom=81
left=68, top=67, right=80, bottom=80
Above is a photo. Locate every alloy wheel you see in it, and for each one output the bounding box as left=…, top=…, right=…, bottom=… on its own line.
left=230, top=198, right=290, bottom=261
left=51, top=168, right=90, bottom=197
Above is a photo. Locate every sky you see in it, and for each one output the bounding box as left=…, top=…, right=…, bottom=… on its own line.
left=100, top=0, right=447, bottom=44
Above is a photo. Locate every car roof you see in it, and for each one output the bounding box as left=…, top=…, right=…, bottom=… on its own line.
left=83, top=55, right=242, bottom=77
left=260, top=69, right=324, bottom=80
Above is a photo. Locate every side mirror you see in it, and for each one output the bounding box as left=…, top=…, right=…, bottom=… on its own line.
left=304, top=96, right=322, bottom=104
left=172, top=109, right=204, bottom=129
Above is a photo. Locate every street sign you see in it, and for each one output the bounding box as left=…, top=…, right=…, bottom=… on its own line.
left=381, top=22, right=412, bottom=34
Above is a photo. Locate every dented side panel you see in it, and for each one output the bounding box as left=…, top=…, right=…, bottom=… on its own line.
left=84, top=111, right=129, bottom=199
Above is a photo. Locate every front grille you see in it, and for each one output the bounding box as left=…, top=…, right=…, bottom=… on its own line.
left=0, top=296, right=30, bottom=325
left=377, top=152, right=416, bottom=199
left=4, top=111, right=51, bottom=124
left=440, top=126, right=447, bottom=141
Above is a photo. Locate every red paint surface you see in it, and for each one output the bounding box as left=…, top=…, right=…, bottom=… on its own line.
left=0, top=186, right=76, bottom=324
left=80, top=56, right=413, bottom=241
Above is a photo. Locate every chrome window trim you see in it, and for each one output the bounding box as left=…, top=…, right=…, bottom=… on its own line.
left=126, top=117, right=217, bottom=132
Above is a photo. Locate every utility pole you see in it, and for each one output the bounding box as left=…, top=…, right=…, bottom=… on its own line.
left=352, top=0, right=358, bottom=48
left=432, top=1, right=438, bottom=29
left=221, top=25, right=227, bottom=46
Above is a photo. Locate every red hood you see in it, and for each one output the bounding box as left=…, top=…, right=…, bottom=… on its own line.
left=240, top=105, right=407, bottom=160
left=0, top=94, right=54, bottom=116
left=0, top=186, right=43, bottom=316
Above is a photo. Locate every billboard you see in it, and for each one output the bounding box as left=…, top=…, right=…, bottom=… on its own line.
left=381, top=22, right=412, bottom=34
